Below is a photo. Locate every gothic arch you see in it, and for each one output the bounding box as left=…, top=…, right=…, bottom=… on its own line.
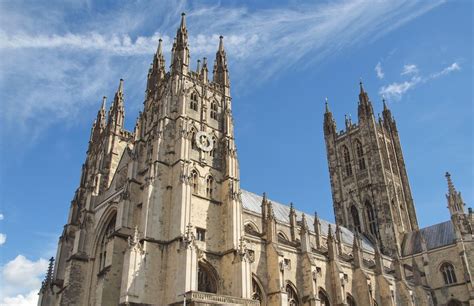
left=244, top=220, right=260, bottom=235
left=251, top=274, right=265, bottom=305
left=91, top=207, right=118, bottom=254
left=197, top=260, right=219, bottom=294
left=318, top=287, right=330, bottom=306
left=347, top=293, right=356, bottom=306
left=285, top=281, right=299, bottom=306
left=278, top=231, right=289, bottom=241
left=350, top=205, right=361, bottom=233
left=342, top=145, right=353, bottom=176
left=354, top=139, right=366, bottom=170
left=190, top=169, right=200, bottom=194
left=365, top=200, right=379, bottom=239
left=439, top=261, right=457, bottom=285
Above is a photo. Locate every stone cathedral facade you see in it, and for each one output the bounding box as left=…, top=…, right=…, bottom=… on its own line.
left=39, top=14, right=473, bottom=306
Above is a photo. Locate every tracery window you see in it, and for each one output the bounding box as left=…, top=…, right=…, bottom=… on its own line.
left=342, top=145, right=353, bottom=176
left=286, top=283, right=299, bottom=306
left=366, top=201, right=379, bottom=239
left=440, top=262, right=457, bottom=285
left=251, top=277, right=264, bottom=304
left=190, top=92, right=198, bottom=111
left=206, top=176, right=214, bottom=198
left=318, top=288, right=330, bottom=306
left=190, top=170, right=198, bottom=193
left=351, top=205, right=361, bottom=233
left=210, top=102, right=218, bottom=120
left=355, top=140, right=366, bottom=170
left=197, top=262, right=217, bottom=293
left=98, top=214, right=116, bottom=271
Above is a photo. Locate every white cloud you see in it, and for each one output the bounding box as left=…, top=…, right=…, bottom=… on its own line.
left=1, top=290, right=39, bottom=306
left=375, top=62, right=384, bottom=79
left=0, top=0, right=446, bottom=141
left=401, top=64, right=419, bottom=76
left=0, top=233, right=6, bottom=245
left=380, top=62, right=461, bottom=100
left=0, top=213, right=4, bottom=220
left=0, top=255, right=48, bottom=305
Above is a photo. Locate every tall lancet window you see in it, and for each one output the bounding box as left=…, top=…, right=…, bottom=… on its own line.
left=98, top=214, right=116, bottom=271
left=210, top=102, right=218, bottom=120
left=251, top=277, right=264, bottom=305
left=351, top=205, right=361, bottom=233
left=197, top=262, right=217, bottom=293
left=190, top=92, right=198, bottom=111
left=191, top=129, right=198, bottom=150
left=365, top=201, right=379, bottom=238
left=355, top=140, right=366, bottom=170
left=209, top=137, right=217, bottom=157
left=343, top=145, right=353, bottom=176
left=191, top=170, right=198, bottom=194
left=206, top=176, right=214, bottom=198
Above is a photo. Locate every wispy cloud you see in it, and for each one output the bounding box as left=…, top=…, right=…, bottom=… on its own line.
left=0, top=233, right=6, bottom=246
left=401, top=64, right=419, bottom=76
left=380, top=62, right=461, bottom=100
left=375, top=62, right=384, bottom=79
left=0, top=0, right=446, bottom=142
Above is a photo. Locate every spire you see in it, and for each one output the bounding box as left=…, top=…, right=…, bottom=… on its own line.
left=147, top=39, right=166, bottom=94
left=41, top=257, right=55, bottom=291
left=357, top=79, right=374, bottom=120
left=382, top=96, right=388, bottom=111
left=289, top=202, right=297, bottom=241
left=213, top=35, right=230, bottom=87
left=98, top=96, right=107, bottom=130
left=108, top=79, right=125, bottom=130
left=352, top=233, right=363, bottom=268
left=201, top=57, right=208, bottom=83
left=172, top=13, right=189, bottom=74
left=314, top=211, right=321, bottom=249
left=359, top=79, right=365, bottom=94
left=323, top=97, right=336, bottom=135
left=445, top=172, right=465, bottom=216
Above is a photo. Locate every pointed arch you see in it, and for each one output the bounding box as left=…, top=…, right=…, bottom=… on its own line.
left=244, top=220, right=260, bottom=236
left=209, top=136, right=217, bottom=157
left=318, top=288, right=330, bottom=306
left=197, top=261, right=218, bottom=294
left=190, top=128, right=198, bottom=150
left=355, top=139, right=366, bottom=170
left=347, top=293, right=356, bottom=306
left=342, top=145, right=353, bottom=176
left=350, top=205, right=361, bottom=233
left=286, top=282, right=299, bottom=306
left=440, top=262, right=457, bottom=285
left=278, top=231, right=289, bottom=241
left=251, top=274, right=265, bottom=305
left=365, top=201, right=379, bottom=239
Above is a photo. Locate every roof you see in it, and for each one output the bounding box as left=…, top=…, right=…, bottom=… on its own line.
left=241, top=189, right=375, bottom=252
left=401, top=221, right=456, bottom=256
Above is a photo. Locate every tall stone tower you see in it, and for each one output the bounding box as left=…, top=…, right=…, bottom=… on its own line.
left=45, top=13, right=253, bottom=306
left=323, top=83, right=419, bottom=255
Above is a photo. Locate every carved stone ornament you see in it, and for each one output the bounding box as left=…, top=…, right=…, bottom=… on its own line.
left=195, top=131, right=213, bottom=152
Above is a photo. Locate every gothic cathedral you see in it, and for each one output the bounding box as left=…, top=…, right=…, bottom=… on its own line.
left=39, top=14, right=473, bottom=306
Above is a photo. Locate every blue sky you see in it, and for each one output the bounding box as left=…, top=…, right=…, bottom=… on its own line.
left=0, top=0, right=472, bottom=304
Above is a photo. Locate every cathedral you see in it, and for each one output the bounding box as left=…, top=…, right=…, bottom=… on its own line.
left=38, top=13, right=473, bottom=306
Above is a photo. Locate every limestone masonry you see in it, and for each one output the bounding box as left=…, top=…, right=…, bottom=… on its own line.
left=38, top=13, right=473, bottom=306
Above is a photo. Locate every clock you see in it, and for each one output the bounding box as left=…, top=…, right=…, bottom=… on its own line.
left=195, top=131, right=213, bottom=152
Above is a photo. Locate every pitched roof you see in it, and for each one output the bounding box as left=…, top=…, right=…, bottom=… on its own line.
left=401, top=221, right=456, bottom=256
left=241, top=189, right=375, bottom=252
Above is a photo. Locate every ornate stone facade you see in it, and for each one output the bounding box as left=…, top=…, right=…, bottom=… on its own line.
left=38, top=13, right=473, bottom=306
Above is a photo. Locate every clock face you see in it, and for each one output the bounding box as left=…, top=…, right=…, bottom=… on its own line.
left=195, top=131, right=213, bottom=152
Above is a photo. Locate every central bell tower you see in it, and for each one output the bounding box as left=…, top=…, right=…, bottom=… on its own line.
left=120, top=13, right=251, bottom=305
left=323, top=83, right=419, bottom=255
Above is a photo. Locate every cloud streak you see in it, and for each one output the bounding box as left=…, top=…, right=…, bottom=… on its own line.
left=380, top=62, right=461, bottom=99
left=375, top=62, right=385, bottom=79
left=0, top=0, right=446, bottom=142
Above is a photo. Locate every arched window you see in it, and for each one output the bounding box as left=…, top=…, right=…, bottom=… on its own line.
left=318, top=288, right=330, bottom=306
left=197, top=262, right=217, bottom=293
left=286, top=283, right=299, bottom=306
left=347, top=294, right=356, bottom=306
left=191, top=129, right=198, bottom=150
left=209, top=137, right=217, bottom=157
left=190, top=170, right=198, bottom=194
left=206, top=176, right=213, bottom=198
left=343, top=146, right=353, bottom=176
left=190, top=92, right=198, bottom=111
left=355, top=140, right=366, bottom=170
left=366, top=201, right=379, bottom=238
left=440, top=262, right=457, bottom=285
left=278, top=232, right=289, bottom=241
left=245, top=222, right=259, bottom=236
left=98, top=214, right=116, bottom=271
left=210, top=102, right=218, bottom=120
left=351, top=205, right=361, bottom=233
left=251, top=277, right=264, bottom=304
